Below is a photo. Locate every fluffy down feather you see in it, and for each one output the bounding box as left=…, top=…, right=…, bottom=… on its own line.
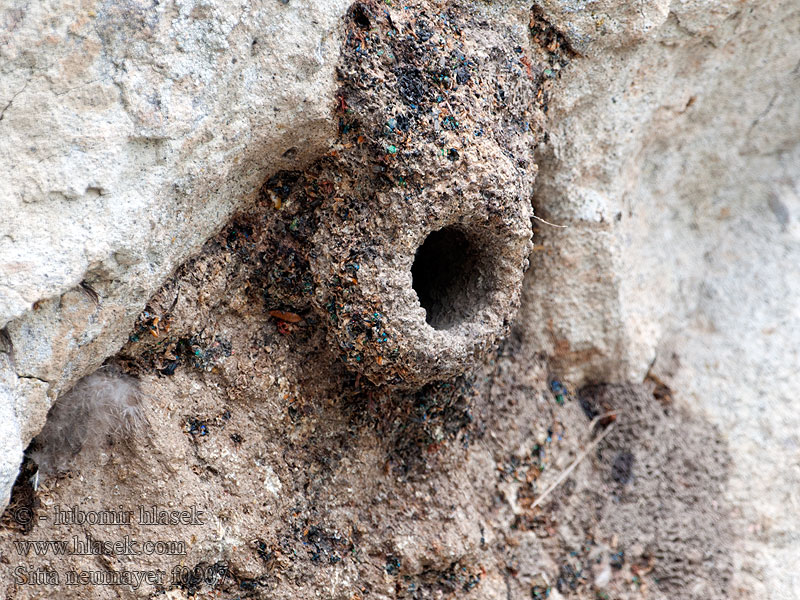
left=29, top=367, right=146, bottom=477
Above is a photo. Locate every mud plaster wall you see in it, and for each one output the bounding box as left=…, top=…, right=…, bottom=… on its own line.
left=1, top=0, right=799, bottom=598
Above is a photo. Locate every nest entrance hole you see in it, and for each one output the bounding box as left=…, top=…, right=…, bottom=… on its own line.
left=411, top=226, right=490, bottom=330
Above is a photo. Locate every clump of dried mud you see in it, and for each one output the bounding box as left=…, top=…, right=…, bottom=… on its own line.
left=0, top=186, right=736, bottom=600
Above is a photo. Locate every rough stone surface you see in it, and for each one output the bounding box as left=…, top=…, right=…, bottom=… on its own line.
left=1, top=0, right=799, bottom=598
left=0, top=358, right=23, bottom=508
left=522, top=1, right=800, bottom=594
left=0, top=0, right=351, bottom=508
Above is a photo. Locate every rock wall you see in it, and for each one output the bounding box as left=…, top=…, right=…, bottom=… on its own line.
left=0, top=0, right=351, bottom=504
left=1, top=0, right=798, bottom=598
left=525, top=2, right=800, bottom=593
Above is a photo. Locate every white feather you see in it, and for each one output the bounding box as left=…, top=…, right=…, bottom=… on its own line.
left=29, top=366, right=147, bottom=477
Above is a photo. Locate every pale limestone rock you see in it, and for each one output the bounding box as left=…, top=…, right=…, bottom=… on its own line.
left=0, top=358, right=23, bottom=508
left=523, top=0, right=800, bottom=595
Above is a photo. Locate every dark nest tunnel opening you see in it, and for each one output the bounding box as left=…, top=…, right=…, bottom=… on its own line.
left=411, top=226, right=491, bottom=330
